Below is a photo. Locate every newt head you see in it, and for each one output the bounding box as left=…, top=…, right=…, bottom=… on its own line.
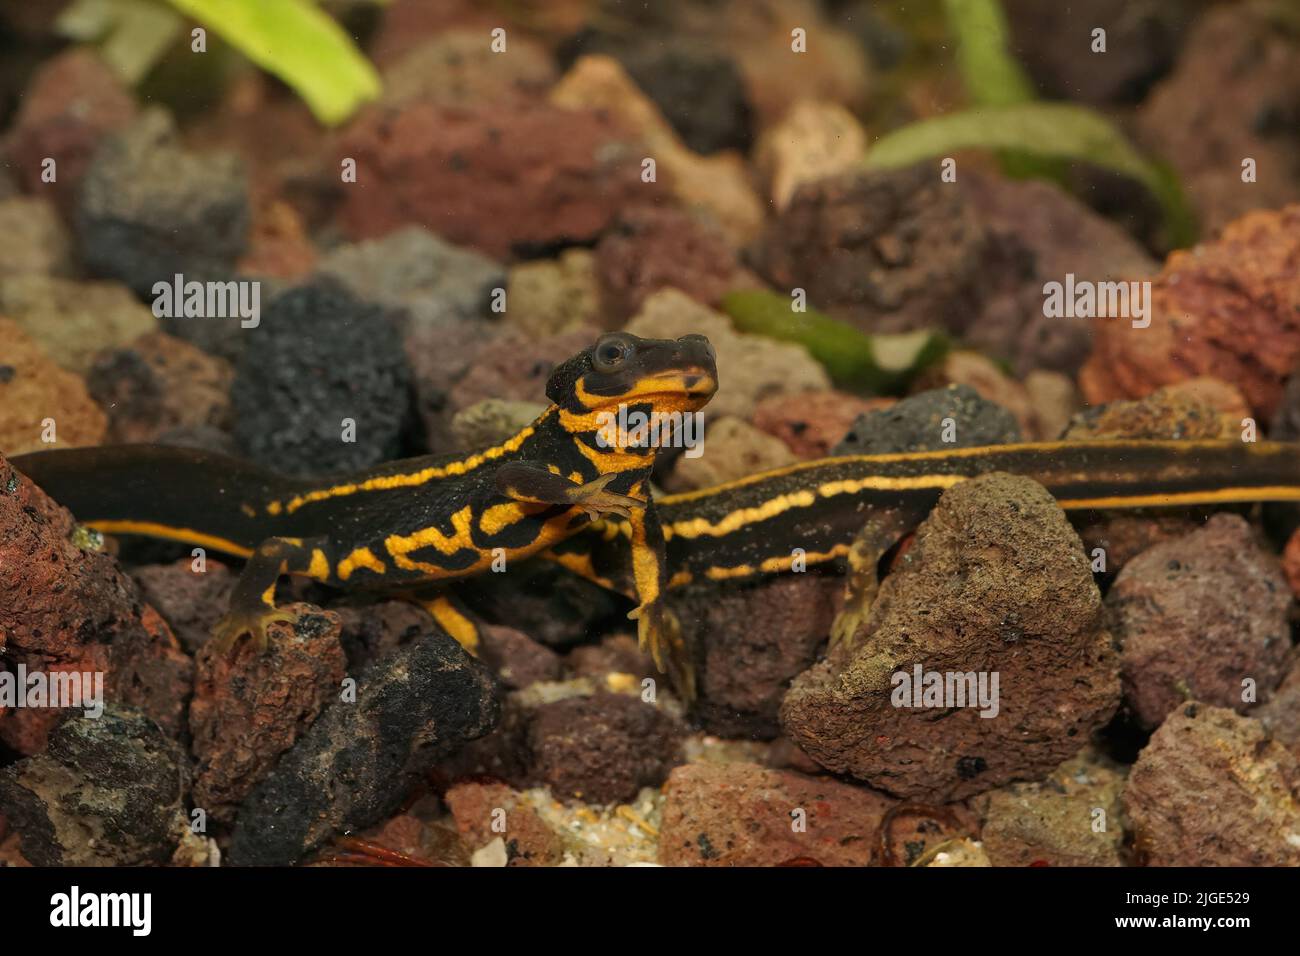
left=548, top=332, right=719, bottom=417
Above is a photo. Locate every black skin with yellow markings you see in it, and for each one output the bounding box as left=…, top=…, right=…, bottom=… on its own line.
left=550, top=438, right=1300, bottom=594
left=17, top=339, right=1300, bottom=699
left=12, top=332, right=718, bottom=691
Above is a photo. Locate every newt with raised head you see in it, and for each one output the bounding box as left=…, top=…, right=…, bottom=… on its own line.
left=13, top=331, right=1300, bottom=700
left=12, top=332, right=719, bottom=694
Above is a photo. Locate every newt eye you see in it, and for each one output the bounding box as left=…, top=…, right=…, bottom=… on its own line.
left=593, top=335, right=633, bottom=372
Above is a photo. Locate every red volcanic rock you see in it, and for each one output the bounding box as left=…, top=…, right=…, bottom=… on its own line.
left=339, top=102, right=651, bottom=259
left=1081, top=205, right=1300, bottom=421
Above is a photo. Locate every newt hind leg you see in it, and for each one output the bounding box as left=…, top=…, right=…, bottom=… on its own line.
left=410, top=590, right=484, bottom=655
left=211, top=536, right=334, bottom=654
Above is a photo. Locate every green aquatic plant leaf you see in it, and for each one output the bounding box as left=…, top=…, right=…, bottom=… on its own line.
left=720, top=290, right=949, bottom=395
left=864, top=102, right=1197, bottom=247
left=166, top=0, right=381, bottom=125
left=941, top=0, right=1063, bottom=181
left=942, top=0, right=1035, bottom=107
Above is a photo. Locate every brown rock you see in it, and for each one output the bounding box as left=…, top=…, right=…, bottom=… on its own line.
left=1124, top=703, right=1300, bottom=866
left=445, top=780, right=564, bottom=866
left=978, top=749, right=1127, bottom=867
left=0, top=318, right=107, bottom=455
left=595, top=207, right=744, bottom=321
left=1065, top=378, right=1247, bottom=441
left=0, top=196, right=73, bottom=278
left=87, top=331, right=233, bottom=445
left=550, top=55, right=764, bottom=246
left=527, top=692, right=684, bottom=804
left=673, top=574, right=843, bottom=738
left=380, top=29, right=556, bottom=110
left=1284, top=528, right=1300, bottom=598
left=1081, top=205, right=1300, bottom=421
left=756, top=100, right=868, bottom=211
left=658, top=761, right=894, bottom=867
left=1005, top=0, right=1203, bottom=105
left=664, top=416, right=796, bottom=492
left=368, top=0, right=500, bottom=66
left=752, top=390, right=887, bottom=459
left=1136, top=2, right=1300, bottom=235
left=189, top=605, right=346, bottom=822
left=565, top=633, right=657, bottom=686
left=505, top=249, right=601, bottom=339
left=0, top=276, right=157, bottom=374
left=0, top=709, right=189, bottom=866
left=959, top=170, right=1158, bottom=376
left=0, top=646, right=110, bottom=756
left=131, top=558, right=236, bottom=655
left=479, top=624, right=563, bottom=690
left=450, top=326, right=597, bottom=421
left=0, top=452, right=138, bottom=661
left=236, top=199, right=317, bottom=281
left=781, top=474, right=1120, bottom=801
left=2, top=49, right=137, bottom=214
left=1023, top=370, right=1078, bottom=441
left=339, top=101, right=648, bottom=259
left=364, top=812, right=471, bottom=867
left=1256, top=651, right=1300, bottom=759
left=717, top=0, right=872, bottom=126
left=0, top=464, right=192, bottom=751
left=913, top=351, right=1039, bottom=438
left=1076, top=514, right=1204, bottom=576
left=759, top=168, right=995, bottom=335
left=107, top=605, right=194, bottom=741
left=1107, top=514, right=1292, bottom=729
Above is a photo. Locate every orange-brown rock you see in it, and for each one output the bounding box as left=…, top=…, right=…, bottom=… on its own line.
left=1081, top=205, right=1300, bottom=421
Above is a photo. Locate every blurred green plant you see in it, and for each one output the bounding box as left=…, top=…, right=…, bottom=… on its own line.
left=942, top=0, right=1034, bottom=107
left=721, top=290, right=949, bottom=395
left=865, top=0, right=1196, bottom=248
left=864, top=102, right=1196, bottom=248
left=56, top=0, right=381, bottom=125
left=941, top=0, right=1056, bottom=180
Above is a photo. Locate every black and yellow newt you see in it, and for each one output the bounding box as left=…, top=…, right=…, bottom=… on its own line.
left=548, top=437, right=1300, bottom=648
left=12, top=327, right=1300, bottom=699
left=12, top=332, right=718, bottom=693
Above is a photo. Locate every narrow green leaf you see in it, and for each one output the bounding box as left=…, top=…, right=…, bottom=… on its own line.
left=942, top=0, right=1034, bottom=107
left=166, top=0, right=381, bottom=125
left=864, top=102, right=1197, bottom=246
left=721, top=290, right=949, bottom=395
left=942, top=0, right=1066, bottom=180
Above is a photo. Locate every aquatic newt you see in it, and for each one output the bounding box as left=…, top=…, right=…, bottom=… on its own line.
left=12, top=332, right=718, bottom=694
left=549, top=437, right=1300, bottom=648
left=14, top=330, right=1300, bottom=698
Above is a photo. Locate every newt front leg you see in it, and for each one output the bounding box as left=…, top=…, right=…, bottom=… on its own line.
left=627, top=500, right=694, bottom=703
left=211, top=536, right=333, bottom=654
left=495, top=461, right=644, bottom=521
